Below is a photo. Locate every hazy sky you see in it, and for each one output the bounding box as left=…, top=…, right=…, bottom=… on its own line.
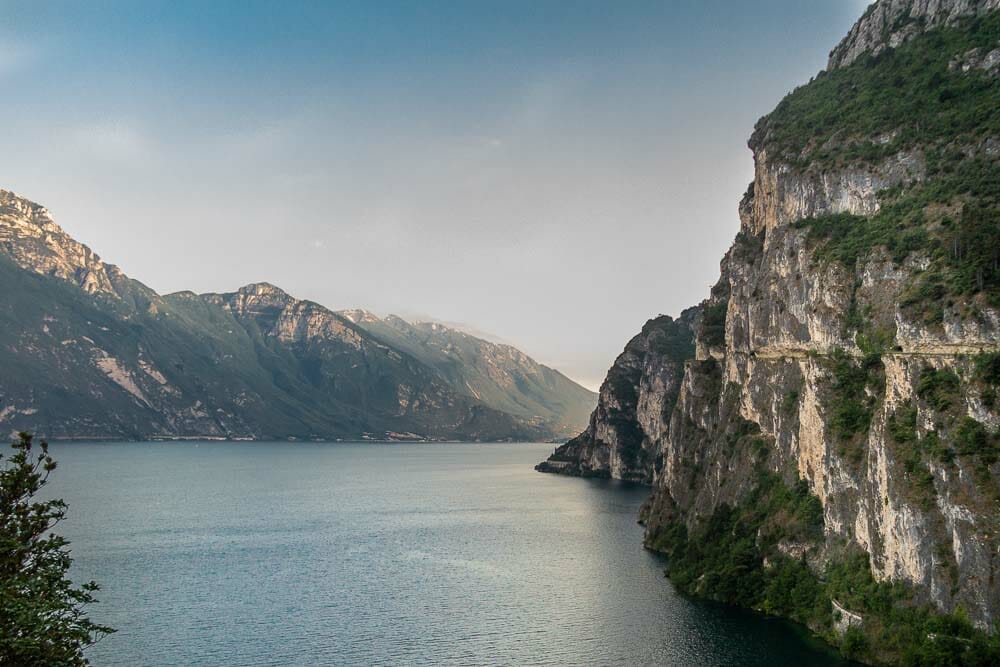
left=0, top=1, right=870, bottom=389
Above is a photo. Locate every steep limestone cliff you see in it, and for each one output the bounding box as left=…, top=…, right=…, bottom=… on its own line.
left=542, top=0, right=999, bottom=661
left=536, top=311, right=697, bottom=483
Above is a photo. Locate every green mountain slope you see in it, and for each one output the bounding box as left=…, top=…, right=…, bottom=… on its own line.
left=344, top=313, right=597, bottom=439
left=0, top=189, right=594, bottom=441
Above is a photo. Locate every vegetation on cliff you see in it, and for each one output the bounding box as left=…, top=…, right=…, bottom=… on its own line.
left=794, top=152, right=999, bottom=315
left=776, top=12, right=999, bottom=317
left=753, top=12, right=1000, bottom=170
left=647, top=474, right=1000, bottom=665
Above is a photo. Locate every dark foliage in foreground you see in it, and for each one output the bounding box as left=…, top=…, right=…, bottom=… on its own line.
left=0, top=433, right=113, bottom=665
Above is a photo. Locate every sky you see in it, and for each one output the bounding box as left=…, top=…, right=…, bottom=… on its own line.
left=0, top=1, right=871, bottom=390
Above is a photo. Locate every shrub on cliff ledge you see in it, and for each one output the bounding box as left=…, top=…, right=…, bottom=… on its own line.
left=917, top=367, right=962, bottom=412
left=827, top=349, right=883, bottom=460
left=699, top=301, right=727, bottom=348
left=0, top=433, right=113, bottom=665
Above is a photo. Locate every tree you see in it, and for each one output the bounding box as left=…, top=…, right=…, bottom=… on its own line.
left=0, top=432, right=113, bottom=665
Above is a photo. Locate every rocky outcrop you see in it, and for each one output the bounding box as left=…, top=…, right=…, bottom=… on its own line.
left=536, top=311, right=697, bottom=483
left=828, top=0, right=1000, bottom=70
left=0, top=189, right=121, bottom=295
left=0, top=191, right=594, bottom=442
left=740, top=148, right=926, bottom=233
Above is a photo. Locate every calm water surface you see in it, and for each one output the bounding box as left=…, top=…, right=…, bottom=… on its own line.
left=48, top=441, right=846, bottom=666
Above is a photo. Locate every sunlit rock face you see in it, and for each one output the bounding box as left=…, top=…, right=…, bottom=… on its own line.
left=0, top=189, right=120, bottom=295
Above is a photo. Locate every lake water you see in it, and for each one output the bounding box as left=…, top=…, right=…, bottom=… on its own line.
left=47, top=441, right=846, bottom=666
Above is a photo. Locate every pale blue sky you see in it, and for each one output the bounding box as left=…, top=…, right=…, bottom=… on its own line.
left=0, top=1, right=870, bottom=388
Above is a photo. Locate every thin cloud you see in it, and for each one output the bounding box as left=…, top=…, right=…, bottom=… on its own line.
left=68, top=122, right=151, bottom=162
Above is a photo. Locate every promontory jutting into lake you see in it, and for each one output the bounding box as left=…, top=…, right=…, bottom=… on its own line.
left=1, top=1, right=998, bottom=665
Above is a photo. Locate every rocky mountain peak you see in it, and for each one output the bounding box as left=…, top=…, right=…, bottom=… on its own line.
left=828, top=0, right=1000, bottom=70
left=337, top=308, right=381, bottom=324
left=0, top=188, right=50, bottom=221
left=0, top=188, right=118, bottom=296
left=236, top=282, right=289, bottom=298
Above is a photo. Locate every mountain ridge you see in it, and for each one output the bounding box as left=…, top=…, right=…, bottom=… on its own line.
left=0, top=188, right=595, bottom=442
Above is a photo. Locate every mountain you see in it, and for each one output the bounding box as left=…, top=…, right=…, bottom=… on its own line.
left=539, top=0, right=999, bottom=662
left=0, top=189, right=595, bottom=442
left=341, top=313, right=596, bottom=439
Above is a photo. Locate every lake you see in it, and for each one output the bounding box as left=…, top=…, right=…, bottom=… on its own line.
left=46, top=441, right=846, bottom=666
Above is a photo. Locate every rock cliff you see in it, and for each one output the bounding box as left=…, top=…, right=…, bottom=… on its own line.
left=535, top=311, right=697, bottom=483
left=540, top=0, right=999, bottom=661
left=828, top=0, right=1000, bottom=70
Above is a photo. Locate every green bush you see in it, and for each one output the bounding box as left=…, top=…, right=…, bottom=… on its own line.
left=955, top=417, right=998, bottom=466
left=887, top=404, right=918, bottom=444
left=0, top=433, right=114, bottom=664
left=781, top=390, right=799, bottom=416
left=700, top=300, right=728, bottom=348
left=974, top=352, right=1000, bottom=386
left=827, top=349, right=883, bottom=458
left=887, top=404, right=949, bottom=508
left=841, top=627, right=869, bottom=661
left=917, top=367, right=963, bottom=412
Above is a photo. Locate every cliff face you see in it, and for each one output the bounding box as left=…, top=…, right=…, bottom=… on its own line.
left=540, top=0, right=999, bottom=653
left=828, top=0, right=1000, bottom=70
left=0, top=191, right=593, bottom=442
left=536, top=311, right=697, bottom=483
left=0, top=190, right=122, bottom=296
